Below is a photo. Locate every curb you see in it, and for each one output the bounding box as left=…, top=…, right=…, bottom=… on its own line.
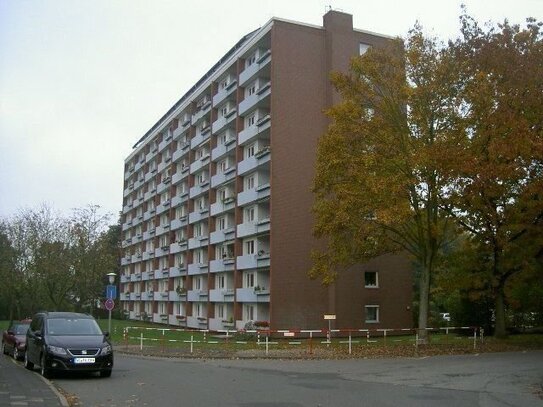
left=38, top=375, right=70, bottom=407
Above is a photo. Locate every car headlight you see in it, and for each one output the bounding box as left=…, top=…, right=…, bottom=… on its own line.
left=100, top=344, right=112, bottom=355
left=48, top=345, right=67, bottom=356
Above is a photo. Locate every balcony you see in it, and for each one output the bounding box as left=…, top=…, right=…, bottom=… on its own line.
left=170, top=216, right=188, bottom=231
left=188, top=207, right=209, bottom=224
left=237, top=218, right=270, bottom=238
left=191, top=101, right=212, bottom=125
left=209, top=226, right=235, bottom=245
left=154, top=291, right=169, bottom=301
left=171, top=168, right=189, bottom=185
left=237, top=253, right=270, bottom=270
left=187, top=290, right=208, bottom=302
left=238, top=148, right=270, bottom=176
left=213, top=80, right=237, bottom=106
left=209, top=288, right=235, bottom=302
left=188, top=235, right=209, bottom=250
left=209, top=258, right=235, bottom=273
left=211, top=137, right=237, bottom=161
left=172, top=121, right=191, bottom=141
left=236, top=287, right=270, bottom=302
left=210, top=167, right=236, bottom=188
left=237, top=183, right=271, bottom=206
left=210, top=197, right=236, bottom=216
left=190, top=127, right=212, bottom=149
left=156, top=201, right=170, bottom=216
left=238, top=116, right=271, bottom=146
left=211, top=109, right=236, bottom=134
left=171, top=192, right=189, bottom=208
left=187, top=262, right=208, bottom=275
left=239, top=49, right=271, bottom=86
left=189, top=180, right=210, bottom=199
left=169, top=266, right=186, bottom=278
left=189, top=154, right=210, bottom=174
left=238, top=83, right=271, bottom=116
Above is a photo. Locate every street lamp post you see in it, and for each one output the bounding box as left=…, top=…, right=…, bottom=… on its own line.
left=106, top=272, right=116, bottom=335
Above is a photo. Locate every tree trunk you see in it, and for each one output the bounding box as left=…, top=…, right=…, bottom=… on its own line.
left=418, top=263, right=431, bottom=343
left=494, top=286, right=507, bottom=338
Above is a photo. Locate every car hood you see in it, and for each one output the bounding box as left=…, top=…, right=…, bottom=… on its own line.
left=46, top=335, right=108, bottom=348
left=14, top=335, right=27, bottom=343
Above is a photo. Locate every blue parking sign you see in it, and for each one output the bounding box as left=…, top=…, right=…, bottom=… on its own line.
left=106, top=284, right=117, bottom=299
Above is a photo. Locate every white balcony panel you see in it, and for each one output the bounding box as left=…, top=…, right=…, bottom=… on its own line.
left=188, top=208, right=208, bottom=224
left=188, top=235, right=209, bottom=250
left=211, top=139, right=237, bottom=162
left=191, top=103, right=211, bottom=125
left=239, top=50, right=271, bottom=86
left=169, top=291, right=181, bottom=301
left=172, top=142, right=190, bottom=162
left=238, top=86, right=271, bottom=116
left=210, top=167, right=236, bottom=188
left=187, top=262, right=208, bottom=275
left=189, top=181, right=210, bottom=199
left=237, top=183, right=271, bottom=207
left=238, top=119, right=271, bottom=146
left=190, top=129, right=211, bottom=150
left=237, top=219, right=270, bottom=238
left=189, top=155, right=210, bottom=174
left=237, top=150, right=270, bottom=176
left=212, top=80, right=237, bottom=106
left=236, top=254, right=270, bottom=270
left=172, top=170, right=188, bottom=185
left=210, top=199, right=236, bottom=217
left=170, top=217, right=188, bottom=231
left=171, top=193, right=189, bottom=208
left=209, top=258, right=235, bottom=273
left=211, top=110, right=236, bottom=134
left=209, top=227, right=235, bottom=245
left=169, top=266, right=186, bottom=278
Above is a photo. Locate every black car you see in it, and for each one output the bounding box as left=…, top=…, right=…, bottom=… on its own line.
left=24, top=312, right=113, bottom=378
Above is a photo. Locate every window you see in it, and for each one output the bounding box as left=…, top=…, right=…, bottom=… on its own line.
left=246, top=114, right=256, bottom=127
left=216, top=304, right=226, bottom=319
left=217, top=216, right=226, bottom=231
left=194, top=222, right=202, bottom=237
left=196, top=196, right=207, bottom=210
left=246, top=82, right=257, bottom=96
left=245, top=174, right=255, bottom=190
left=194, top=277, right=202, bottom=290
left=175, top=253, right=185, bottom=267
left=364, top=271, right=378, bottom=288
left=220, top=106, right=228, bottom=118
left=245, top=239, right=255, bottom=255
left=216, top=273, right=226, bottom=289
left=218, top=159, right=228, bottom=174
left=197, top=171, right=207, bottom=185
left=246, top=53, right=257, bottom=68
left=220, top=78, right=229, bottom=89
left=244, top=304, right=255, bottom=321
left=359, top=42, right=371, bottom=55
left=244, top=206, right=255, bottom=223
left=365, top=305, right=379, bottom=323
left=244, top=143, right=256, bottom=159
left=195, top=248, right=206, bottom=264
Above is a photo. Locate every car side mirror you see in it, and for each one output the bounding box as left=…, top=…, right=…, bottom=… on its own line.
left=103, top=331, right=110, bottom=338
left=7, top=330, right=14, bottom=335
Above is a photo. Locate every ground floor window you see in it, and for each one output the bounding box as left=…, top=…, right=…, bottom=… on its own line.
left=365, top=305, right=379, bottom=323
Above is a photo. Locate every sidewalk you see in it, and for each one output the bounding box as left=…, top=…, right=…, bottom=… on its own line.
left=0, top=354, right=67, bottom=406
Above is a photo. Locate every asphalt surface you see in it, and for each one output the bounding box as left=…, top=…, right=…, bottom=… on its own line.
left=53, top=350, right=543, bottom=407
left=0, top=353, right=67, bottom=406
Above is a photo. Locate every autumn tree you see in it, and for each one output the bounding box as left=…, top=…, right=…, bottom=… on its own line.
left=442, top=14, right=543, bottom=338
left=311, top=28, right=458, bottom=340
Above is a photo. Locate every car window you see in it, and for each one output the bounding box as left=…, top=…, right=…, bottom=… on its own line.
left=14, top=324, right=30, bottom=335
left=46, top=318, right=102, bottom=336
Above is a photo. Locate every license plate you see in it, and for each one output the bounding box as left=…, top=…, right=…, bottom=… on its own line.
left=74, top=357, right=95, bottom=364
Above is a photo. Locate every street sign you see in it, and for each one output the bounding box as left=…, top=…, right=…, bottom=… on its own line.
left=104, top=298, right=115, bottom=311
left=324, top=314, right=336, bottom=320
left=106, top=284, right=117, bottom=300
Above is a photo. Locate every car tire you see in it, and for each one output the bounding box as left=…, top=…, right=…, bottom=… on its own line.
left=100, top=369, right=112, bottom=378
left=24, top=352, right=34, bottom=370
left=1, top=342, right=6, bottom=355
left=40, top=354, right=50, bottom=379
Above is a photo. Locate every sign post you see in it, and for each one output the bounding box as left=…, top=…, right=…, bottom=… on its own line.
left=106, top=273, right=117, bottom=336
left=324, top=314, right=336, bottom=347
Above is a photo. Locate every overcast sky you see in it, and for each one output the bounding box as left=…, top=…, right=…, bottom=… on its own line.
left=1, top=0, right=541, bottom=221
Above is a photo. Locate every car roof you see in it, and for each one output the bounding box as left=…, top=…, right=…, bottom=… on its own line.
left=35, top=312, right=95, bottom=319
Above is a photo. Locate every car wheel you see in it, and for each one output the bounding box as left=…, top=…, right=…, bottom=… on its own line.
left=100, top=369, right=112, bottom=378
left=40, top=354, right=50, bottom=379
left=24, top=352, right=34, bottom=370
left=13, top=347, right=19, bottom=360
left=1, top=342, right=6, bottom=355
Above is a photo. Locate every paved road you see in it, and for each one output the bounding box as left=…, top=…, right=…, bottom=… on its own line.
left=54, top=351, right=543, bottom=406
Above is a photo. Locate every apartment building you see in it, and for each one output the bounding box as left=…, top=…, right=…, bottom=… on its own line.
left=120, top=10, right=413, bottom=331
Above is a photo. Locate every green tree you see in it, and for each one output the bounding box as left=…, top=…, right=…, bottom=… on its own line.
left=311, top=27, right=457, bottom=340
left=444, top=14, right=543, bottom=338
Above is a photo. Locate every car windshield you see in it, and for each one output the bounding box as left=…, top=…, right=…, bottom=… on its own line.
left=11, top=323, right=30, bottom=335
left=46, top=318, right=102, bottom=336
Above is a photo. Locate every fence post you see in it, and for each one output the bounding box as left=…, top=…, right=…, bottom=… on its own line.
left=190, top=335, right=194, bottom=354
left=140, top=332, right=143, bottom=351
left=473, top=327, right=477, bottom=350
left=309, top=331, right=313, bottom=355
left=348, top=331, right=352, bottom=355
left=265, top=335, right=269, bottom=356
